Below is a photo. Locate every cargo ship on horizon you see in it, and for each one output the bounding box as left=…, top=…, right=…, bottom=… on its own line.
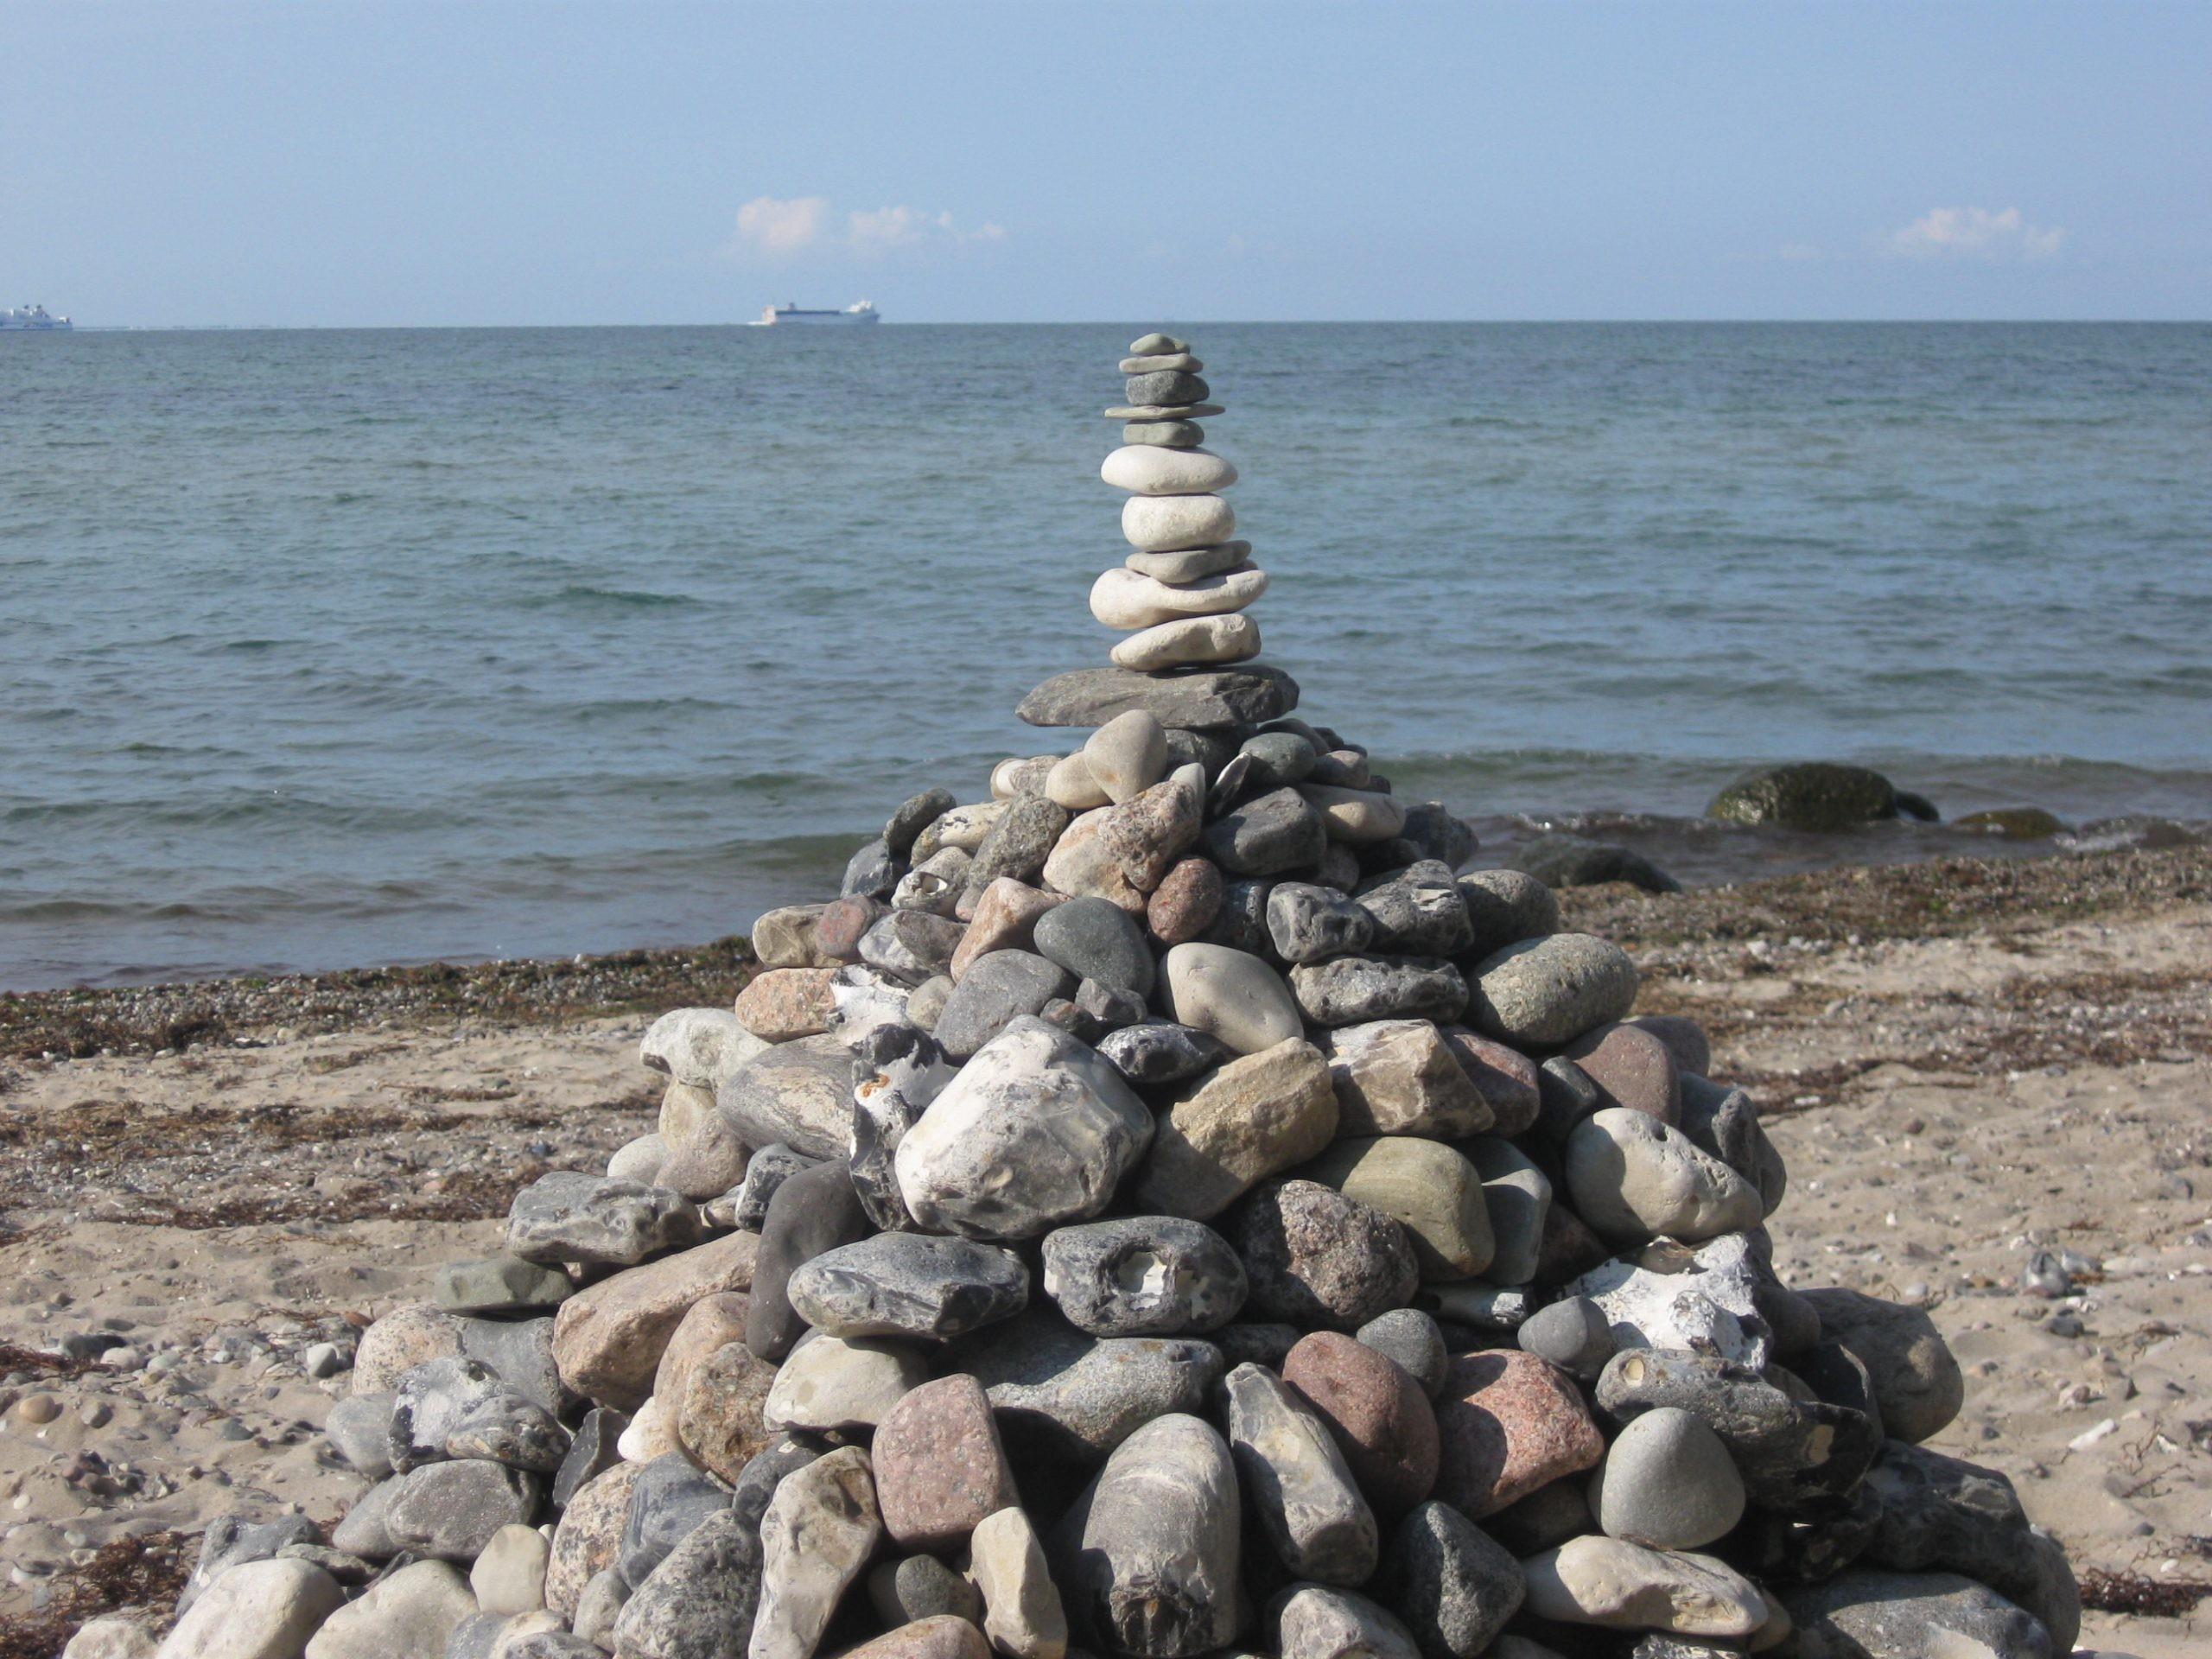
left=1, top=303, right=71, bottom=331
left=748, top=299, right=879, bottom=327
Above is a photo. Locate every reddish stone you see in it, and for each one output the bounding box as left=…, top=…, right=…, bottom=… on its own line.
left=817, top=896, right=888, bottom=963
left=1563, top=1024, right=1681, bottom=1123
left=1040, top=779, right=1200, bottom=913
left=1439, top=1028, right=1542, bottom=1136
left=872, top=1373, right=1020, bottom=1550
left=1281, top=1330, right=1440, bottom=1519
left=1146, top=857, right=1225, bottom=945
left=1623, top=1014, right=1711, bottom=1078
left=950, top=879, right=1065, bottom=981
left=734, top=968, right=840, bottom=1040
left=674, top=1339, right=778, bottom=1484
left=1432, top=1351, right=1605, bottom=1518
left=652, top=1291, right=750, bottom=1406
left=843, top=1618, right=994, bottom=1659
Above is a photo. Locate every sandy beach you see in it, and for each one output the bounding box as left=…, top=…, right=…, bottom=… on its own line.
left=2, top=842, right=2206, bottom=1656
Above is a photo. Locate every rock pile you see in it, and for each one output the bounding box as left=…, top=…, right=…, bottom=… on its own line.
left=139, top=336, right=2083, bottom=1659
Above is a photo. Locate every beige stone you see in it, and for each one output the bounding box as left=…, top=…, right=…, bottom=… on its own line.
left=550, top=1230, right=758, bottom=1410
left=1131, top=1039, right=1338, bottom=1220
left=1089, top=564, right=1267, bottom=630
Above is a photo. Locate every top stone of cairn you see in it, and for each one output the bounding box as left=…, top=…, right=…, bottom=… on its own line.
left=1019, top=332, right=1296, bottom=730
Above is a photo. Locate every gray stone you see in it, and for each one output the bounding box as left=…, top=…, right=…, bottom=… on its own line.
left=611, top=1508, right=763, bottom=1659
left=383, top=1459, right=543, bottom=1562
left=843, top=837, right=903, bottom=901
left=550, top=1407, right=627, bottom=1510
left=1453, top=871, right=1560, bottom=962
left=905, top=973, right=954, bottom=1031
left=1019, top=664, right=1298, bottom=731
left=1232, top=1179, right=1420, bottom=1332
left=1126, top=369, right=1211, bottom=405
left=1678, top=1076, right=1786, bottom=1216
left=930, top=948, right=1080, bottom=1062
left=1040, top=1216, right=1247, bottom=1336
left=894, top=1016, right=1154, bottom=1239
left=1800, top=1288, right=1965, bottom=1445
left=1466, top=1137, right=1552, bottom=1287
left=1241, top=730, right=1319, bottom=788
left=453, top=1315, right=565, bottom=1416
left=868, top=1555, right=982, bottom=1630
left=752, top=1446, right=883, bottom=1659
left=1214, top=1321, right=1303, bottom=1370
left=957, top=1313, right=1224, bottom=1460
left=1290, top=956, right=1467, bottom=1027
left=1510, top=833, right=1681, bottom=895
left=445, top=1390, right=570, bottom=1473
left=861, top=911, right=967, bottom=987
left=1516, top=1298, right=1615, bottom=1381
left=887, top=788, right=957, bottom=857
left=731, top=1145, right=819, bottom=1232
left=618, top=1452, right=731, bottom=1587
left=787, top=1233, right=1029, bottom=1340
left=177, top=1513, right=321, bottom=1614
left=1587, top=1406, right=1745, bottom=1549
left=325, top=1393, right=395, bottom=1479
left=748, top=1159, right=872, bottom=1361
left=328, top=1477, right=404, bottom=1559
left=1226, top=1363, right=1378, bottom=1585
left=1355, top=1309, right=1449, bottom=1398
left=1033, top=898, right=1156, bottom=996
left=571, top=1572, right=630, bottom=1649
left=1128, top=332, right=1188, bottom=353
left=1095, top=1020, right=1230, bottom=1086
left=434, top=1256, right=574, bottom=1317
left=1376, top=1502, right=1526, bottom=1659
left=1467, top=932, right=1638, bottom=1046
left=1595, top=1348, right=1880, bottom=1513
left=1520, top=1536, right=1767, bottom=1637
left=156, top=1558, right=346, bottom=1659
left=961, top=793, right=1074, bottom=906
left=1205, top=786, right=1329, bottom=876
left=1777, top=1569, right=2051, bottom=1659
left=1082, top=709, right=1172, bottom=804
left=732, top=1434, right=827, bottom=1534
left=1707, top=763, right=1910, bottom=831
left=1298, top=1136, right=1494, bottom=1282
left=849, top=1022, right=953, bottom=1232
left=1398, top=805, right=1480, bottom=873
left=505, top=1173, right=701, bottom=1268
left=302, top=1558, right=475, bottom=1657
left=969, top=1507, right=1067, bottom=1659
left=1199, top=877, right=1273, bottom=955
left=1565, top=1109, right=1765, bottom=1247
left=1862, top=1440, right=2044, bottom=1607
left=1052, top=1414, right=1242, bottom=1658
left=1123, top=419, right=1206, bottom=449
left=1042, top=776, right=1203, bottom=912
left=893, top=848, right=973, bottom=917
left=1357, top=861, right=1475, bottom=957
left=391, top=1357, right=510, bottom=1471
left=1160, top=942, right=1302, bottom=1055
left=1269, top=1586, right=1421, bottom=1659
left=1266, top=882, right=1376, bottom=963
left=641, top=1007, right=768, bottom=1091
left=719, top=1036, right=860, bottom=1161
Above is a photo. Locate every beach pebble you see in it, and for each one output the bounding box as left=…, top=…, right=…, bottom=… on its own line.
left=1016, top=663, right=1298, bottom=730
left=1565, top=1109, right=1766, bottom=1246
left=1270, top=1585, right=1421, bottom=1659
left=541, top=1459, right=639, bottom=1619
left=1045, top=750, right=1110, bottom=810
left=1467, top=932, right=1639, bottom=1046
left=1103, top=443, right=1237, bottom=495
left=1297, top=783, right=1408, bottom=844
left=326, top=1392, right=397, bottom=1478
left=919, top=800, right=1007, bottom=858
left=787, top=1233, right=1030, bottom=1341
left=1776, top=1569, right=2050, bottom=1659
left=717, top=1034, right=860, bottom=1160
left=1354, top=1308, right=1449, bottom=1398
left=444, top=1390, right=570, bottom=1473
left=1801, top=1288, right=1965, bottom=1445
left=730, top=1143, right=817, bottom=1230
left=958, top=1314, right=1224, bottom=1460
left=844, top=1619, right=994, bottom=1659
left=1205, top=785, right=1330, bottom=877
left=1300, top=1135, right=1495, bottom=1281
left=1042, top=1216, right=1248, bottom=1336
left=383, top=1459, right=543, bottom=1562
left=1677, top=1074, right=1787, bottom=1214
left=894, top=1016, right=1153, bottom=1238
left=1033, top=894, right=1155, bottom=995
left=1432, top=1351, right=1605, bottom=1517
left=468, top=1525, right=549, bottom=1616
left=748, top=1157, right=872, bottom=1359
left=612, top=1508, right=765, bottom=1659
left=156, top=1558, right=346, bottom=1659
left=549, top=1230, right=758, bottom=1410
left=1234, top=1179, right=1421, bottom=1332
left=1146, top=856, right=1224, bottom=944
left=1052, top=1414, right=1243, bottom=1658
left=1110, top=611, right=1262, bottom=670
left=1282, top=1329, right=1441, bottom=1520
left=970, top=1508, right=1069, bottom=1659
left=1567, top=1234, right=1774, bottom=1370
left=549, top=1407, right=626, bottom=1509
left=614, top=1452, right=728, bottom=1587
left=1043, top=776, right=1201, bottom=912
left=1517, top=1297, right=1615, bottom=1380
left=1081, top=709, right=1170, bottom=804
left=1119, top=493, right=1237, bottom=553
left=1122, top=417, right=1205, bottom=448
left=871, top=1373, right=1020, bottom=1550
left=1321, top=1019, right=1490, bottom=1137
left=1588, top=1407, right=1746, bottom=1549
left=843, top=836, right=902, bottom=901
left=1376, top=1502, right=1527, bottom=1659
left=868, top=1556, right=982, bottom=1630
left=1267, top=882, right=1376, bottom=963
left=1128, top=541, right=1252, bottom=586
left=435, top=1257, right=574, bottom=1318
left=734, top=965, right=842, bottom=1039
left=763, top=1331, right=927, bottom=1432
left=640, top=1006, right=767, bottom=1090
left=861, top=910, right=968, bottom=987
left=961, top=793, right=1071, bottom=905
left=886, top=786, right=958, bottom=856
left=569, top=1571, right=628, bottom=1648
left=893, top=848, right=974, bottom=917
left=1291, top=955, right=1467, bottom=1027
left=1125, top=367, right=1211, bottom=404
left=1357, top=861, right=1475, bottom=957
left=1564, top=1022, right=1682, bottom=1122
left=931, top=949, right=1077, bottom=1060
left=950, top=879, right=1064, bottom=978
left=1090, top=563, right=1266, bottom=630
left=1095, top=1019, right=1229, bottom=1085
left=1225, top=1361, right=1379, bottom=1583
left=1521, top=1536, right=1769, bottom=1637
left=178, top=1515, right=323, bottom=1615
left=817, top=894, right=889, bottom=962
left=1131, top=1038, right=1338, bottom=1218
left=1160, top=941, right=1303, bottom=1054
left=504, top=1172, right=700, bottom=1268
left=60, top=1618, right=156, bottom=1659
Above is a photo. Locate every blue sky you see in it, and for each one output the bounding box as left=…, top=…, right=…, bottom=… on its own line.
left=6, top=2, right=2207, bottom=325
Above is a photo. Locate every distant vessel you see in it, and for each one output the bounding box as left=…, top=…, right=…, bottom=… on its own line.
left=749, top=300, right=880, bottom=327
left=1, top=303, right=72, bottom=332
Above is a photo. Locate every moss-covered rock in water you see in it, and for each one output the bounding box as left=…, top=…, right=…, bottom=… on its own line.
left=1707, top=764, right=1914, bottom=832
left=1507, top=833, right=1681, bottom=894
left=1953, top=807, right=2066, bottom=839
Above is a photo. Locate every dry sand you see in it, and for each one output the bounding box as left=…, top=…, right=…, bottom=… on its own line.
left=1, top=845, right=2206, bottom=1655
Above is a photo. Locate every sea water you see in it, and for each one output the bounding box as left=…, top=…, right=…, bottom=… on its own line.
left=3, top=322, right=2209, bottom=987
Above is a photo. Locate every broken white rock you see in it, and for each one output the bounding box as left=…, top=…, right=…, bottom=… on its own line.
left=640, top=1007, right=767, bottom=1090
left=1566, top=1234, right=1774, bottom=1370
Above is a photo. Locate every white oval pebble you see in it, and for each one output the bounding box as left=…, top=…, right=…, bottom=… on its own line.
left=1090, top=565, right=1268, bottom=630
left=1122, top=493, right=1236, bottom=552
left=1110, top=613, right=1262, bottom=671
left=1102, top=446, right=1238, bottom=497
left=1046, top=752, right=1111, bottom=810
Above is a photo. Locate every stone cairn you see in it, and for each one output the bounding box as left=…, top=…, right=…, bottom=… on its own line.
left=155, top=336, right=2084, bottom=1659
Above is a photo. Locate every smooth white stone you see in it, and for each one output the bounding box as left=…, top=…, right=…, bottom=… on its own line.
left=1122, top=493, right=1236, bottom=552
left=1127, top=542, right=1252, bottom=582
left=1110, top=613, right=1262, bottom=671
left=1082, top=710, right=1171, bottom=804
left=1090, top=565, right=1268, bottom=631
left=1102, top=446, right=1238, bottom=497
left=1046, top=752, right=1111, bottom=810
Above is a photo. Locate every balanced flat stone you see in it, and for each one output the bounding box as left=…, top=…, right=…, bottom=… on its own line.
left=1122, top=493, right=1236, bottom=552
left=1127, top=540, right=1252, bottom=582
left=1103, top=403, right=1224, bottom=420
left=1102, top=444, right=1237, bottom=495
left=1017, top=664, right=1298, bottom=729
left=1110, top=613, right=1262, bottom=671
left=1123, top=418, right=1206, bottom=448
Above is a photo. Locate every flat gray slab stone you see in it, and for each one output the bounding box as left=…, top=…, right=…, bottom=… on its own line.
left=1018, top=664, right=1299, bottom=731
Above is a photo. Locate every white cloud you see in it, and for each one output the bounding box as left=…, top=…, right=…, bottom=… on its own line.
left=723, top=196, right=1006, bottom=261
left=1887, top=207, right=2065, bottom=261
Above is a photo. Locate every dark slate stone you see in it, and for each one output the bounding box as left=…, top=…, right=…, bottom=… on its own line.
left=1018, top=664, right=1299, bottom=731
left=1205, top=787, right=1329, bottom=878
left=842, top=837, right=903, bottom=901
left=617, top=1452, right=732, bottom=1589
left=932, top=950, right=1077, bottom=1060
left=885, top=788, right=957, bottom=857
left=1096, top=1020, right=1232, bottom=1087
left=1376, top=1502, right=1525, bottom=1659
left=1356, top=861, right=1476, bottom=957
left=730, top=1144, right=821, bottom=1233
left=1034, top=896, right=1158, bottom=997
left=746, top=1160, right=872, bottom=1362
left=551, top=1407, right=630, bottom=1510
left=1508, top=832, right=1681, bottom=895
